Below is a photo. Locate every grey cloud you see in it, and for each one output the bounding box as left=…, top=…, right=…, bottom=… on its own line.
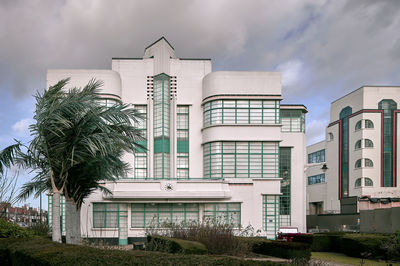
left=1, top=0, right=399, bottom=146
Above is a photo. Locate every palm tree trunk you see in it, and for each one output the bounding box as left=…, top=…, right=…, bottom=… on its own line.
left=52, top=192, right=62, bottom=243
left=65, top=198, right=81, bottom=245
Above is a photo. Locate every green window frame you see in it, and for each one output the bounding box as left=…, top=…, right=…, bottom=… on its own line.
left=177, top=106, right=189, bottom=178
left=355, top=178, right=362, bottom=187
left=281, top=110, right=305, bottom=132
left=203, top=99, right=280, bottom=126
left=134, top=105, right=148, bottom=178
left=93, top=203, right=119, bottom=228
left=365, top=139, right=373, bottom=148
left=355, top=120, right=362, bottom=131
left=47, top=195, right=65, bottom=232
left=203, top=141, right=279, bottom=179
left=365, top=119, right=374, bottom=128
left=365, top=158, right=373, bottom=167
left=355, top=140, right=362, bottom=150
left=365, top=177, right=373, bottom=186
left=203, top=203, right=241, bottom=227
left=263, top=195, right=280, bottom=239
left=153, top=74, right=171, bottom=179
left=355, top=159, right=362, bottom=169
left=279, top=147, right=291, bottom=226
left=131, top=203, right=199, bottom=228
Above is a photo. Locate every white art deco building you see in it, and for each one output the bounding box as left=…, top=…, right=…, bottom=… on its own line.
left=307, top=86, right=400, bottom=215
left=47, top=37, right=307, bottom=244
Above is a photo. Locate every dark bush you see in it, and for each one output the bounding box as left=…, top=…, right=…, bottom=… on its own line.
left=239, top=237, right=311, bottom=260
left=341, top=234, right=391, bottom=259
left=0, top=219, right=34, bottom=238
left=292, top=234, right=313, bottom=244
left=0, top=237, right=278, bottom=266
left=146, top=235, right=207, bottom=254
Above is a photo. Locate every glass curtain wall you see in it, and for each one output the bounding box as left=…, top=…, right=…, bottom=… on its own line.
left=379, top=99, right=397, bottom=187
left=153, top=74, right=171, bottom=179
left=339, top=106, right=352, bottom=198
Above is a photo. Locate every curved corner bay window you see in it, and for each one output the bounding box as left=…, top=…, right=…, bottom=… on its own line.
left=153, top=74, right=171, bottom=178
left=134, top=105, right=147, bottom=178
left=203, top=100, right=280, bottom=126
left=355, top=159, right=362, bottom=169
left=204, top=203, right=241, bottom=227
left=365, top=158, right=373, bottom=167
left=203, top=141, right=279, bottom=179
left=355, top=140, right=362, bottom=150
left=365, top=119, right=374, bottom=129
left=355, top=178, right=362, bottom=188
left=355, top=120, right=362, bottom=131
left=131, top=203, right=199, bottom=228
left=281, top=110, right=305, bottom=132
left=365, top=139, right=373, bottom=148
left=365, top=178, right=373, bottom=187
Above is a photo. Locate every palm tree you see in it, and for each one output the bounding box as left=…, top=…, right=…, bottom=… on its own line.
left=0, top=78, right=144, bottom=243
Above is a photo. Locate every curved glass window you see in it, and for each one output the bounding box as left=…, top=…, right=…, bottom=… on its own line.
left=365, top=158, right=373, bottom=167
left=355, top=159, right=362, bottom=169
left=365, top=178, right=373, bottom=186
left=203, top=141, right=279, bottom=179
left=355, top=178, right=362, bottom=187
left=355, top=140, right=362, bottom=150
left=365, top=139, right=373, bottom=148
left=365, top=120, right=374, bottom=129
left=355, top=120, right=362, bottom=131
left=203, top=100, right=280, bottom=126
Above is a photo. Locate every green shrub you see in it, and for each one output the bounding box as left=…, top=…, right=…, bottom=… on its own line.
left=28, top=223, right=50, bottom=237
left=0, top=219, right=34, bottom=238
left=148, top=220, right=241, bottom=255
left=239, top=237, right=311, bottom=260
left=0, top=237, right=279, bottom=266
left=146, top=235, right=207, bottom=254
left=341, top=233, right=391, bottom=259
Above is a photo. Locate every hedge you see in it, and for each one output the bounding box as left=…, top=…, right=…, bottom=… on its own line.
left=292, top=232, right=398, bottom=260
left=340, top=234, right=391, bottom=259
left=0, top=237, right=279, bottom=266
left=146, top=235, right=207, bottom=254
left=292, top=233, right=341, bottom=252
left=239, top=237, right=311, bottom=260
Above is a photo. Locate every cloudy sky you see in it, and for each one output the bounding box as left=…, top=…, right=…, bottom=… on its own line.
left=1, top=0, right=400, bottom=208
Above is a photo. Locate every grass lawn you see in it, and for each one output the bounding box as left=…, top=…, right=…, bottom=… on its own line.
left=312, top=252, right=400, bottom=266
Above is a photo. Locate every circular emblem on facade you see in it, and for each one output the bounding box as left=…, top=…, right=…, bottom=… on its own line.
left=163, top=183, right=175, bottom=191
